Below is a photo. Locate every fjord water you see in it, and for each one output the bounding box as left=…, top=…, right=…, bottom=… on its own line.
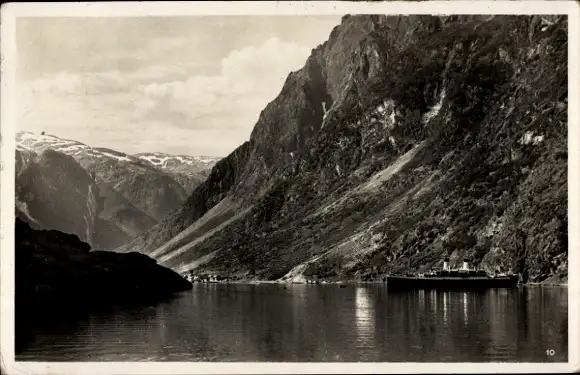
left=16, top=284, right=567, bottom=362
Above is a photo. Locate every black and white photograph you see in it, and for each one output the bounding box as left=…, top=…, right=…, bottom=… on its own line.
left=0, top=1, right=578, bottom=373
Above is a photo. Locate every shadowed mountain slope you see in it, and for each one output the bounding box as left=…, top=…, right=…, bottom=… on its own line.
left=118, top=15, right=567, bottom=284
left=15, top=132, right=219, bottom=249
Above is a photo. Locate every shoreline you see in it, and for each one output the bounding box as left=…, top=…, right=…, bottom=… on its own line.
left=523, top=282, right=568, bottom=287
left=187, top=279, right=568, bottom=287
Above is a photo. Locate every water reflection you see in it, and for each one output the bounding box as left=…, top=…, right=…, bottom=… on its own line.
left=354, top=287, right=375, bottom=347
left=354, top=288, right=373, bottom=331
left=16, top=285, right=568, bottom=362
left=443, top=291, right=448, bottom=326
left=463, top=292, right=468, bottom=326
left=419, top=289, right=424, bottom=305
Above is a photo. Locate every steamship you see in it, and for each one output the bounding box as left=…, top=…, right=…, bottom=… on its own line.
left=386, top=258, right=519, bottom=291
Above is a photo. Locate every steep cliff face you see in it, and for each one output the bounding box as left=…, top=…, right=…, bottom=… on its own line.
left=15, top=148, right=101, bottom=245
left=120, top=15, right=567, bottom=284
left=116, top=15, right=384, bottom=255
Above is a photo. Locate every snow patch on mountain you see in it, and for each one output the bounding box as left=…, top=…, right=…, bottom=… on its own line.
left=16, top=131, right=128, bottom=162
left=16, top=131, right=219, bottom=170
left=99, top=151, right=133, bottom=163
left=136, top=152, right=221, bottom=168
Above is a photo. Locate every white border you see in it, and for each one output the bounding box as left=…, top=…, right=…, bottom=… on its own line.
left=1, top=1, right=579, bottom=374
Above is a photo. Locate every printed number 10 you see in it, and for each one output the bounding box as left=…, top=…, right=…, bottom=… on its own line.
left=546, top=349, right=555, bottom=356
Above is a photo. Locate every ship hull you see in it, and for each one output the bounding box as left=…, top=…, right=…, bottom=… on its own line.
left=386, top=275, right=519, bottom=291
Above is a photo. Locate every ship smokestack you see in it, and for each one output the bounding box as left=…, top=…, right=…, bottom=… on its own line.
left=443, top=257, right=450, bottom=271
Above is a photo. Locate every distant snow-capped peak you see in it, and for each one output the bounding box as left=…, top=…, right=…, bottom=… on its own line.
left=16, top=131, right=137, bottom=163
left=16, top=131, right=220, bottom=170
left=17, top=131, right=88, bottom=153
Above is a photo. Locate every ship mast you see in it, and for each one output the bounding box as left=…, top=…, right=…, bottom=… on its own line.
left=462, top=259, right=470, bottom=271
left=443, top=256, right=450, bottom=271
left=442, top=250, right=451, bottom=271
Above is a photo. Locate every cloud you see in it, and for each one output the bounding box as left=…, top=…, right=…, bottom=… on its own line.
left=134, top=37, right=312, bottom=128
left=221, top=37, right=308, bottom=85
left=17, top=36, right=314, bottom=156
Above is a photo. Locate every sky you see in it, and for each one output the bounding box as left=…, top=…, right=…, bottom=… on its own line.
left=16, top=16, right=341, bottom=156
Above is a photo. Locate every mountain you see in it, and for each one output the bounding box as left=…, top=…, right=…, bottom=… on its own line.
left=135, top=152, right=220, bottom=193
left=135, top=152, right=220, bottom=173
left=15, top=147, right=102, bottom=245
left=16, top=131, right=218, bottom=249
left=118, top=15, right=567, bottom=284
left=15, top=218, right=191, bottom=336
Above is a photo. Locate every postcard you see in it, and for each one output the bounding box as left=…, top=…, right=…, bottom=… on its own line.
left=1, top=1, right=578, bottom=374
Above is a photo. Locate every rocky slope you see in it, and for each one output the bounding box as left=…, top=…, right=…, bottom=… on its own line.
left=118, top=15, right=567, bottom=284
left=15, top=218, right=191, bottom=330
left=16, top=132, right=218, bottom=249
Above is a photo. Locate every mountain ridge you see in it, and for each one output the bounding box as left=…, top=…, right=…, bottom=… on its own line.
left=17, top=131, right=220, bottom=191
left=118, top=15, right=567, bottom=284
left=15, top=131, right=220, bottom=249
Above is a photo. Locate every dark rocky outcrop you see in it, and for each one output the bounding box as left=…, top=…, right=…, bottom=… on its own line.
left=15, top=218, right=192, bottom=326
left=119, top=15, right=567, bottom=284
